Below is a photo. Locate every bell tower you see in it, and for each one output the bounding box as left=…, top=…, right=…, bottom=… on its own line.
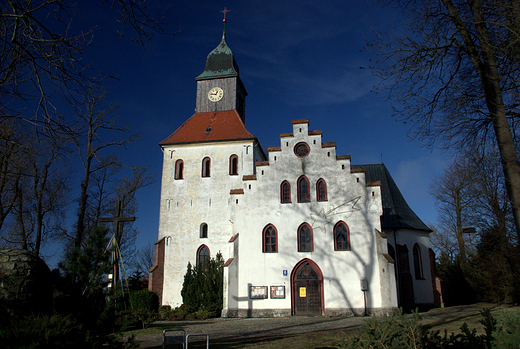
left=195, top=22, right=247, bottom=122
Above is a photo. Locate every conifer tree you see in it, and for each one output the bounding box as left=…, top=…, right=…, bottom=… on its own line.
left=181, top=253, right=224, bottom=315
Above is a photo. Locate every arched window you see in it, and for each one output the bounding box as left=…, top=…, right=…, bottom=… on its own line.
left=413, top=243, right=424, bottom=279
left=202, top=157, right=211, bottom=177
left=263, top=225, right=277, bottom=253
left=316, top=178, right=327, bottom=201
left=281, top=181, right=291, bottom=203
left=334, top=221, right=350, bottom=251
left=200, top=223, right=208, bottom=238
left=174, top=159, right=184, bottom=180
left=197, top=245, right=210, bottom=269
left=298, top=223, right=313, bottom=252
left=229, top=154, right=238, bottom=175
left=297, top=176, right=310, bottom=202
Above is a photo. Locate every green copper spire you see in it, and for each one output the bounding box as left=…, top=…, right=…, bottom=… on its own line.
left=196, top=10, right=239, bottom=81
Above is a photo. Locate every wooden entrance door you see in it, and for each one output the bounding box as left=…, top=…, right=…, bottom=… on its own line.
left=292, top=261, right=322, bottom=316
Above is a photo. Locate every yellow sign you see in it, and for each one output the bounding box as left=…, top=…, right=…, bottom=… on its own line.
left=299, top=287, right=306, bottom=298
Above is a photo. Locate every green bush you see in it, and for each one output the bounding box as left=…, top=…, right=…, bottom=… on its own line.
left=335, top=309, right=424, bottom=349
left=0, top=314, right=137, bottom=349
left=130, top=308, right=158, bottom=329
left=493, top=309, right=520, bottom=348
left=129, top=289, right=159, bottom=311
left=190, top=308, right=216, bottom=320
left=336, top=308, right=520, bottom=349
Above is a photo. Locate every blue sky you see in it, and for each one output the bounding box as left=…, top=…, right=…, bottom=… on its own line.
left=42, top=1, right=450, bottom=264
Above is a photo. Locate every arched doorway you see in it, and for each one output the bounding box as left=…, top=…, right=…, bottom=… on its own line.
left=291, top=259, right=324, bottom=316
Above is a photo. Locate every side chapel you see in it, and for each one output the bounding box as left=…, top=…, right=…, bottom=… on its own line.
left=149, top=25, right=442, bottom=317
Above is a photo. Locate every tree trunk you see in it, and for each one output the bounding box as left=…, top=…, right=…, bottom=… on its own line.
left=467, top=0, right=520, bottom=242
left=446, top=0, right=520, bottom=242
left=455, top=189, right=466, bottom=262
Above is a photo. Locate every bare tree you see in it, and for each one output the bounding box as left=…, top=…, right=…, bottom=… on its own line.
left=0, top=120, right=70, bottom=255
left=469, top=149, right=514, bottom=238
left=429, top=223, right=460, bottom=264
left=113, top=167, right=155, bottom=248
left=0, top=1, right=177, bottom=125
left=369, top=0, right=520, bottom=236
left=0, top=119, right=23, bottom=231
left=128, top=241, right=155, bottom=275
left=71, top=87, right=138, bottom=251
left=430, top=157, right=479, bottom=262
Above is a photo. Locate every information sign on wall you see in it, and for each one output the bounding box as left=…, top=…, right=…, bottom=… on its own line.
left=249, top=286, right=268, bottom=299
left=270, top=286, right=285, bottom=299
left=299, top=287, right=306, bottom=298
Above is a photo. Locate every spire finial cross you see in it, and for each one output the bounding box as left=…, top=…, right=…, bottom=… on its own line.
left=221, top=7, right=230, bottom=23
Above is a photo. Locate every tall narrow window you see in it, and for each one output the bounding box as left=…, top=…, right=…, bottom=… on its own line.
left=298, top=223, right=313, bottom=252
left=281, top=181, right=291, bottom=203
left=297, top=176, right=310, bottom=202
left=200, top=223, right=208, bottom=238
left=334, top=221, right=350, bottom=251
left=263, top=225, right=277, bottom=253
left=202, top=157, right=211, bottom=177
left=229, top=154, right=238, bottom=175
left=197, top=245, right=210, bottom=269
left=316, top=178, right=327, bottom=201
left=413, top=244, right=424, bottom=279
left=174, top=159, right=184, bottom=180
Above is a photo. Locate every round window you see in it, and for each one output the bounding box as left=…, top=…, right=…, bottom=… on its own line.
left=294, top=142, right=310, bottom=157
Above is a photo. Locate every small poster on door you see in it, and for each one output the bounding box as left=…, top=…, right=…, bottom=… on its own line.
left=270, top=286, right=285, bottom=299
left=299, top=287, right=306, bottom=298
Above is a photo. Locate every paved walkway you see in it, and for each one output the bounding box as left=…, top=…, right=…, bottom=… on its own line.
left=133, top=303, right=514, bottom=348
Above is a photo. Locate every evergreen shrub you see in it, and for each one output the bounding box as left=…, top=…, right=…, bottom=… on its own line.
left=129, top=289, right=159, bottom=311
left=181, top=252, right=224, bottom=315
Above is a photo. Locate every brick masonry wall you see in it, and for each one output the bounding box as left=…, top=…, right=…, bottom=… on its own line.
left=148, top=238, right=165, bottom=305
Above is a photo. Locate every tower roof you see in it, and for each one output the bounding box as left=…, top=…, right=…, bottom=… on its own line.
left=357, top=163, right=431, bottom=232
left=196, top=32, right=239, bottom=81
left=160, top=110, right=255, bottom=145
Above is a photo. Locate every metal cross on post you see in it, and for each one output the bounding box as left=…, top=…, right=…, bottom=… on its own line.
left=99, top=200, right=135, bottom=290
left=220, top=7, right=230, bottom=22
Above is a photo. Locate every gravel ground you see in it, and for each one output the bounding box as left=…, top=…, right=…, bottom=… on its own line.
left=133, top=303, right=514, bottom=348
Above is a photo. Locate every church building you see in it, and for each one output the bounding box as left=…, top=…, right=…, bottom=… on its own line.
left=149, top=26, right=441, bottom=317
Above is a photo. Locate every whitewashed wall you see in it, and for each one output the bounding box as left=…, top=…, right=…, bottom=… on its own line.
left=158, top=139, right=260, bottom=307
left=224, top=121, right=395, bottom=316
left=387, top=229, right=434, bottom=305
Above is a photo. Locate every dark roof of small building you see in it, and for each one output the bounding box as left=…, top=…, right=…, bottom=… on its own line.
left=356, top=163, right=431, bottom=232
left=196, top=32, right=239, bottom=81
left=160, top=110, right=256, bottom=145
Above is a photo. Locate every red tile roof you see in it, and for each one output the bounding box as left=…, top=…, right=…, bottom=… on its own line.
left=321, top=142, right=336, bottom=148
left=160, top=110, right=256, bottom=145
left=223, top=258, right=234, bottom=267
left=337, top=155, right=351, bottom=160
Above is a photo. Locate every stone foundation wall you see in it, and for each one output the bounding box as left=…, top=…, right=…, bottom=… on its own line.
left=222, top=307, right=396, bottom=318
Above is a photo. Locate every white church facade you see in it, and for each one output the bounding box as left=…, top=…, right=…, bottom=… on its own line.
left=149, top=29, right=441, bottom=317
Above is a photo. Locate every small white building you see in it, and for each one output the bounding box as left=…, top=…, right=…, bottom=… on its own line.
left=149, top=29, right=440, bottom=317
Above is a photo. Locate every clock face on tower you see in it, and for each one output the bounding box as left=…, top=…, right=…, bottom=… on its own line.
left=208, top=87, right=224, bottom=102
